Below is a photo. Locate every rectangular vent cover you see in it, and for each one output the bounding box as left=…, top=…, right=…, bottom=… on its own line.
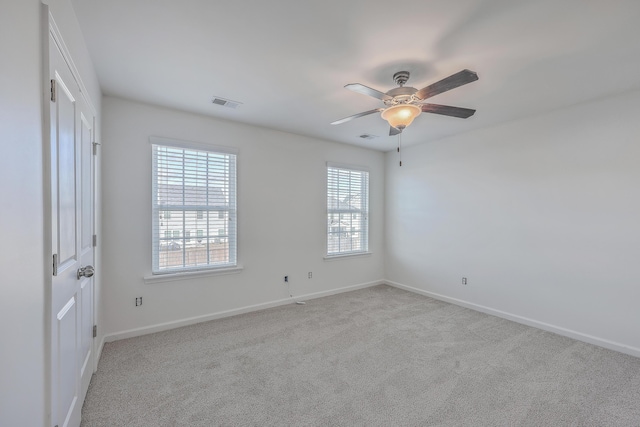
left=212, top=96, right=242, bottom=109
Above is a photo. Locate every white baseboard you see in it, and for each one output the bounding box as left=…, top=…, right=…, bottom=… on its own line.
left=290, top=279, right=384, bottom=302
left=385, top=280, right=640, bottom=359
left=102, top=280, right=384, bottom=344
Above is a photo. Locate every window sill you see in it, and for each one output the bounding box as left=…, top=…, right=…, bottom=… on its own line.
left=323, top=252, right=372, bottom=261
left=144, top=264, right=243, bottom=284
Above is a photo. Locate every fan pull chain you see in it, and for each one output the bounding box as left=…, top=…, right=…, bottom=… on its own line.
left=397, top=133, right=402, bottom=166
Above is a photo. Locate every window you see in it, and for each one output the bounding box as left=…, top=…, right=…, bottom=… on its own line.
left=327, top=163, right=369, bottom=256
left=152, top=138, right=237, bottom=274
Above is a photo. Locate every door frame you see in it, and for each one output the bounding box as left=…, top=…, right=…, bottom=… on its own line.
left=42, top=6, right=100, bottom=425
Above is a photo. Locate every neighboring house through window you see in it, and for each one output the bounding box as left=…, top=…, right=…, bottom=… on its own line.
left=326, top=163, right=369, bottom=256
left=151, top=137, right=237, bottom=273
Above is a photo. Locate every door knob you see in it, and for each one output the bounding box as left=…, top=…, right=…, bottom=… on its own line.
left=77, top=265, right=95, bottom=280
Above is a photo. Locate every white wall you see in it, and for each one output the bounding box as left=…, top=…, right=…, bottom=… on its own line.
left=0, top=2, right=46, bottom=425
left=101, top=97, right=385, bottom=338
left=385, top=90, right=640, bottom=355
left=0, top=1, right=100, bottom=425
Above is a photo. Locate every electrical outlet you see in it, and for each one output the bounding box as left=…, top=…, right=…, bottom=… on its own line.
left=284, top=276, right=288, bottom=283
left=308, top=272, right=312, bottom=279
left=135, top=296, right=143, bottom=306
left=462, top=277, right=467, bottom=285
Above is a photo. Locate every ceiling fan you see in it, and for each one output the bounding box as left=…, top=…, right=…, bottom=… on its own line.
left=331, top=69, right=479, bottom=136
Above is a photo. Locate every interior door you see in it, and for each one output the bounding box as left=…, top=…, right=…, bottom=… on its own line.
left=49, top=30, right=95, bottom=427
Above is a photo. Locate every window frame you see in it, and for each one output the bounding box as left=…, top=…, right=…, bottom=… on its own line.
left=325, top=162, right=370, bottom=258
left=150, top=136, right=238, bottom=275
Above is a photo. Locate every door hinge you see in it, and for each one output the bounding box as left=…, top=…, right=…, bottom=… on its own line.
left=93, top=325, right=97, bottom=338
left=52, top=254, right=58, bottom=276
left=93, top=234, right=97, bottom=247
left=50, top=79, right=56, bottom=102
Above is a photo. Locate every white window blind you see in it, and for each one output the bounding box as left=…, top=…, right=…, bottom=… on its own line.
left=327, top=164, right=369, bottom=256
left=152, top=141, right=237, bottom=274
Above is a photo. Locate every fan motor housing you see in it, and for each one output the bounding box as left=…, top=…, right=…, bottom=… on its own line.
left=385, top=86, right=419, bottom=106
left=386, top=86, right=417, bottom=97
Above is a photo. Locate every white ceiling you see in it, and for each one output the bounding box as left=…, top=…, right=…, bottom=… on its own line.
left=71, top=0, right=640, bottom=151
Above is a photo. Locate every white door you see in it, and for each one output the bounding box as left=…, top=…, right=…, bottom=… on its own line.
left=49, top=30, right=96, bottom=427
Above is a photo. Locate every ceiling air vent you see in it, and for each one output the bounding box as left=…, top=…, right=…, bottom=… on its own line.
left=211, top=96, right=242, bottom=109
left=359, top=134, right=378, bottom=140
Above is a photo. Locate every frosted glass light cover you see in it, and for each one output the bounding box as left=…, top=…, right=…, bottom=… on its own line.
left=381, top=104, right=422, bottom=129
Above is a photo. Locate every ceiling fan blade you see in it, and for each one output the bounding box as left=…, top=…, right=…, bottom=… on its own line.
left=415, top=69, right=478, bottom=100
left=344, top=83, right=392, bottom=101
left=389, top=126, right=402, bottom=136
left=331, top=108, right=384, bottom=125
left=421, top=103, right=476, bottom=118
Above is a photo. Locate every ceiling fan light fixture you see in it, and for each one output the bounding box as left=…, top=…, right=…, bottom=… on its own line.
left=381, top=104, right=421, bottom=129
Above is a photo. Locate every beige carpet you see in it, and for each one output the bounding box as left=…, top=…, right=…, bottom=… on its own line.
left=81, top=285, right=640, bottom=426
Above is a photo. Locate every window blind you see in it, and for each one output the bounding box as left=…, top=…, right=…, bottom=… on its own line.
left=327, top=164, right=369, bottom=255
left=152, top=142, right=237, bottom=273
